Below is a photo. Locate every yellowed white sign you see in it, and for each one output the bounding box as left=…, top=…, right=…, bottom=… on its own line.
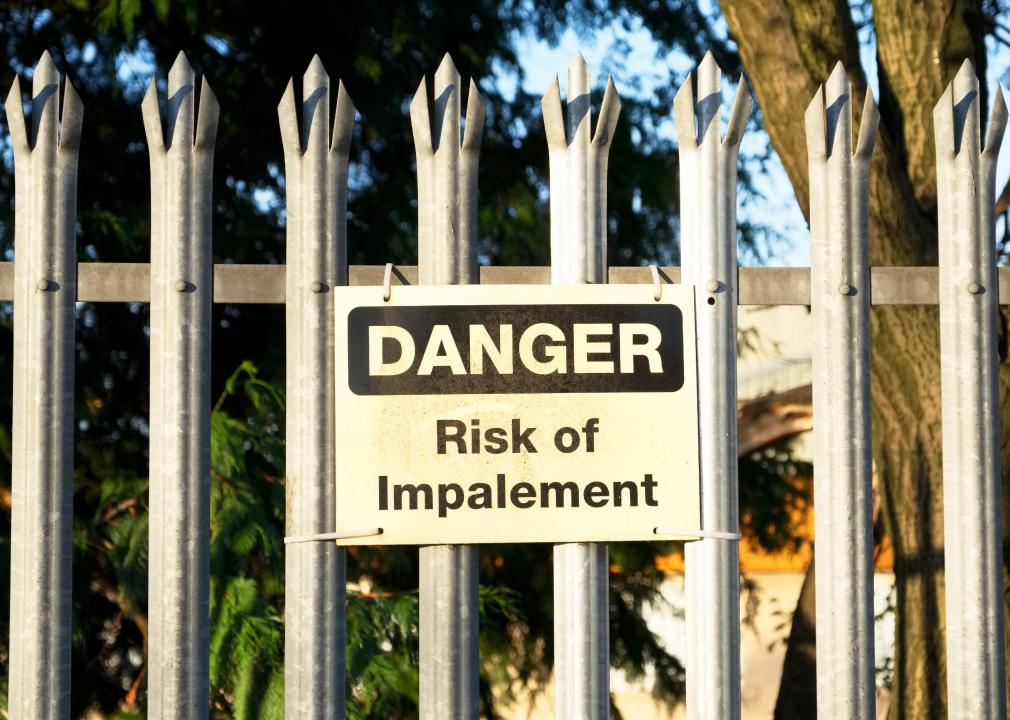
left=333, top=284, right=700, bottom=545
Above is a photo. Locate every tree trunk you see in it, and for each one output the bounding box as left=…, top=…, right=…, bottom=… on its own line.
left=720, top=1, right=993, bottom=717
left=773, top=557, right=817, bottom=719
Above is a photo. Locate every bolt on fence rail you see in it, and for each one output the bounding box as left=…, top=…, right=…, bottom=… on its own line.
left=3, top=47, right=1010, bottom=720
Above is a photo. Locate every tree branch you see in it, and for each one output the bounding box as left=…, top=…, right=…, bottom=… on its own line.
left=738, top=383, right=812, bottom=456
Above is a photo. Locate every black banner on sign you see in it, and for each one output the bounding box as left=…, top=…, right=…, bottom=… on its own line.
left=346, top=304, right=684, bottom=395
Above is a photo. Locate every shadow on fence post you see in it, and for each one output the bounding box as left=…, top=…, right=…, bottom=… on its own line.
left=674, top=52, right=749, bottom=720
left=4, top=51, right=82, bottom=720
left=541, top=53, right=620, bottom=720
left=806, top=62, right=878, bottom=719
left=142, top=52, right=219, bottom=718
left=410, top=52, right=485, bottom=720
left=278, top=56, right=355, bottom=720
left=935, top=60, right=1008, bottom=720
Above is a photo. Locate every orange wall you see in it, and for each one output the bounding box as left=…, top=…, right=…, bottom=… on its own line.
left=656, top=504, right=893, bottom=574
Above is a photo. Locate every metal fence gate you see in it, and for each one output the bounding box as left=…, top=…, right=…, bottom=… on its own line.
left=3, top=47, right=1007, bottom=720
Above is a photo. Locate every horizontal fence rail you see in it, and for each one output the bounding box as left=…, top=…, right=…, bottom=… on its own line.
left=0, top=263, right=1004, bottom=304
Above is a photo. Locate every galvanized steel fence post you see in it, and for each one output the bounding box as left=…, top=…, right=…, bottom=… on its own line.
left=410, top=53, right=485, bottom=719
left=142, top=53, right=219, bottom=718
left=806, top=63, right=878, bottom=719
left=935, top=60, right=1008, bottom=720
left=4, top=52, right=82, bottom=720
left=278, top=56, right=355, bottom=719
left=541, top=53, right=620, bottom=719
left=674, top=52, right=749, bottom=720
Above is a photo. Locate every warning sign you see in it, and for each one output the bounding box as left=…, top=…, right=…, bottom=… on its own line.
left=333, top=284, right=700, bottom=545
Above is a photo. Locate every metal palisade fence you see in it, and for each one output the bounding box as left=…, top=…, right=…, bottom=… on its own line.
left=2, top=47, right=1007, bottom=720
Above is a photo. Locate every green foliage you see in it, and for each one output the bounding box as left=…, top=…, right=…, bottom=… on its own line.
left=207, top=362, right=285, bottom=718
left=608, top=542, right=685, bottom=704
left=739, top=438, right=812, bottom=554
left=346, top=591, right=419, bottom=719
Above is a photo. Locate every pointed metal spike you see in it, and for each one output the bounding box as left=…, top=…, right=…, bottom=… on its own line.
left=435, top=53, right=460, bottom=92
left=566, top=55, right=590, bottom=143
left=541, top=76, right=567, bottom=149
left=824, top=68, right=851, bottom=158
left=695, top=53, right=722, bottom=142
left=31, top=50, right=59, bottom=150
left=277, top=78, right=302, bottom=157
left=330, top=80, right=355, bottom=156
left=723, top=75, right=752, bottom=148
left=33, top=50, right=58, bottom=95
left=141, top=78, right=164, bottom=150
left=4, top=77, right=28, bottom=153
left=950, top=61, right=979, bottom=156
left=409, top=77, right=432, bottom=151
left=933, top=81, right=956, bottom=157
left=301, top=56, right=329, bottom=150
left=855, top=90, right=879, bottom=159
left=165, top=56, right=195, bottom=150
left=955, top=58, right=977, bottom=86
left=826, top=63, right=849, bottom=104
left=303, top=55, right=329, bottom=107
left=303, top=54, right=327, bottom=98
left=438, top=83, right=462, bottom=149
left=805, top=83, right=827, bottom=158
left=984, top=85, right=1008, bottom=159
left=434, top=68, right=460, bottom=151
left=827, top=61, right=848, bottom=88
left=673, top=78, right=697, bottom=150
left=592, top=76, right=621, bottom=147
left=168, top=52, right=195, bottom=94
left=697, top=51, right=721, bottom=95
left=195, top=78, right=219, bottom=150
left=462, top=79, right=486, bottom=152
left=58, top=76, right=84, bottom=153
left=952, top=59, right=978, bottom=107
left=307, top=54, right=327, bottom=81
left=567, top=53, right=590, bottom=97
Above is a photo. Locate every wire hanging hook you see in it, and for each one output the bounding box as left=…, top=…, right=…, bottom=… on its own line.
left=649, top=264, right=663, bottom=301
left=383, top=262, right=394, bottom=302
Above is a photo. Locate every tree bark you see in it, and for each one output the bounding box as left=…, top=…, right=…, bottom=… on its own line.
left=773, top=557, right=817, bottom=720
left=873, top=0, right=987, bottom=216
left=721, top=1, right=992, bottom=717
